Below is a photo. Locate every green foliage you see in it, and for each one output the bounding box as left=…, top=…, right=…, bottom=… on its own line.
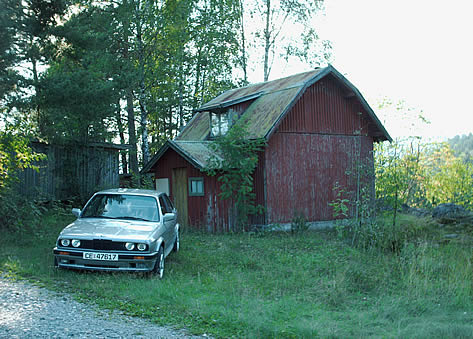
left=290, top=211, right=309, bottom=234
left=449, top=133, right=473, bottom=163
left=0, top=131, right=45, bottom=230
left=204, top=123, right=266, bottom=231
left=375, top=139, right=473, bottom=211
left=0, top=131, right=43, bottom=189
left=328, top=181, right=350, bottom=218
left=423, top=143, right=473, bottom=209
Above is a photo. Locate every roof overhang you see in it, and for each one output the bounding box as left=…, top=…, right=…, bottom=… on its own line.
left=196, top=92, right=263, bottom=113
left=141, top=140, right=222, bottom=174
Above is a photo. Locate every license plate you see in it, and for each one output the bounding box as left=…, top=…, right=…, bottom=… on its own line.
left=83, top=252, right=118, bottom=261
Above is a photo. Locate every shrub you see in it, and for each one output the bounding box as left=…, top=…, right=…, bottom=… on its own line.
left=290, top=211, right=309, bottom=234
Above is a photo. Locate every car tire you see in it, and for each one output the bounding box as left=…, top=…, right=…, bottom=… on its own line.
left=153, top=245, right=165, bottom=279
left=173, top=229, right=180, bottom=252
left=53, top=256, right=58, bottom=268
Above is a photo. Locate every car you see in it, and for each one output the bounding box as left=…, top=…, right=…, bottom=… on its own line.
left=53, top=188, right=179, bottom=278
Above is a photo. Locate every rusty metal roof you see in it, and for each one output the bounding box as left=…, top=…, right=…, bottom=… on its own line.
left=197, top=69, right=321, bottom=112
left=144, top=65, right=392, bottom=172
left=172, top=140, right=222, bottom=168
left=141, top=140, right=221, bottom=173
left=175, top=65, right=391, bottom=142
left=175, top=112, right=210, bottom=141
left=175, top=69, right=325, bottom=141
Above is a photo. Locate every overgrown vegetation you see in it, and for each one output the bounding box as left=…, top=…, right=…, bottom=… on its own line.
left=375, top=138, right=473, bottom=211
left=0, top=130, right=44, bottom=231
left=204, top=123, right=266, bottom=231
left=1, top=207, right=472, bottom=338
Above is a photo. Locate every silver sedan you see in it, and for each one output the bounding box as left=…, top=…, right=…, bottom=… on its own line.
left=53, top=188, right=179, bottom=278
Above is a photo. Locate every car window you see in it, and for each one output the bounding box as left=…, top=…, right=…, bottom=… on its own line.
left=159, top=196, right=172, bottom=214
left=162, top=194, right=175, bottom=211
left=82, top=194, right=160, bottom=222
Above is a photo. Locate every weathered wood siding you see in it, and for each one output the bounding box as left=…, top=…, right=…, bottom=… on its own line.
left=17, top=143, right=120, bottom=202
left=277, top=75, right=372, bottom=136
left=151, top=148, right=232, bottom=232
left=265, top=133, right=373, bottom=223
left=263, top=76, right=375, bottom=224
left=151, top=147, right=263, bottom=232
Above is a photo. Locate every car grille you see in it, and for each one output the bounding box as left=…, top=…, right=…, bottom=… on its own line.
left=80, top=239, right=126, bottom=251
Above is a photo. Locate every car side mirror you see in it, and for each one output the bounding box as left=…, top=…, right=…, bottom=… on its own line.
left=72, top=208, right=81, bottom=218
left=163, top=213, right=175, bottom=222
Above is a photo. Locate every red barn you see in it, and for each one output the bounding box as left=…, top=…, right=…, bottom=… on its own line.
left=142, top=65, right=391, bottom=232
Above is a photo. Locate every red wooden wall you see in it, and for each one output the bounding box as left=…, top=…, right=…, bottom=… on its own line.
left=152, top=148, right=254, bottom=232
left=263, top=75, right=375, bottom=223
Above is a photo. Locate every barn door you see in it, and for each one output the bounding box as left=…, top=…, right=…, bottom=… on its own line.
left=172, top=168, right=188, bottom=227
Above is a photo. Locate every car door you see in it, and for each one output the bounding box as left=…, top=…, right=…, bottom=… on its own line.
left=159, top=194, right=176, bottom=252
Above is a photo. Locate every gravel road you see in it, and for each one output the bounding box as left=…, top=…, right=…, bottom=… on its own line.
left=0, top=276, right=205, bottom=338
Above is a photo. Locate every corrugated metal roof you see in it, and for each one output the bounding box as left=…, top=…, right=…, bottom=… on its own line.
left=239, top=87, right=302, bottom=139
left=141, top=140, right=222, bottom=173
left=176, top=69, right=324, bottom=141
left=176, top=112, right=210, bottom=141
left=176, top=65, right=391, bottom=142
left=172, top=140, right=222, bottom=169
left=198, top=69, right=322, bottom=111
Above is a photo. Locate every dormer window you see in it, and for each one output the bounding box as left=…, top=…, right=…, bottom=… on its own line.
left=210, top=109, right=237, bottom=137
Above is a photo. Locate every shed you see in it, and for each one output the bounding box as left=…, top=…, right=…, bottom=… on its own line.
left=18, top=141, right=128, bottom=202
left=142, top=65, right=391, bottom=231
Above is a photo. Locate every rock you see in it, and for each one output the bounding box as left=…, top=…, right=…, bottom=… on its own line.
left=400, top=203, right=431, bottom=217
left=432, top=203, right=471, bottom=224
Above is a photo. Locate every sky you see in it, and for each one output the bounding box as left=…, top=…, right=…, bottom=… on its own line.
left=267, top=0, right=473, bottom=140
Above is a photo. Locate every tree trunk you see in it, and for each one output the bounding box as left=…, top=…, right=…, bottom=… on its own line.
left=135, top=4, right=150, bottom=165
left=116, top=101, right=128, bottom=174
left=239, top=0, right=247, bottom=83
left=263, top=0, right=271, bottom=82
left=126, top=89, right=139, bottom=174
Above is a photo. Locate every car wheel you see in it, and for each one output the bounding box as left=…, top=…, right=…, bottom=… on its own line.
left=173, top=229, right=180, bottom=252
left=153, top=246, right=165, bottom=279
left=53, top=256, right=58, bottom=268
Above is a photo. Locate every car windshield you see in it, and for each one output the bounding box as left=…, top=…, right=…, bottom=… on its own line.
left=81, top=194, right=160, bottom=222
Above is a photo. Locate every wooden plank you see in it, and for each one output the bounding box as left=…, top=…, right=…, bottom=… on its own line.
left=172, top=167, right=189, bottom=227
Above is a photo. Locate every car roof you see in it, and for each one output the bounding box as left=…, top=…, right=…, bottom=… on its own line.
left=95, top=188, right=164, bottom=198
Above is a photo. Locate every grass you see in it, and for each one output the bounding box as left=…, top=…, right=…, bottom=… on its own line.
left=1, top=207, right=473, bottom=338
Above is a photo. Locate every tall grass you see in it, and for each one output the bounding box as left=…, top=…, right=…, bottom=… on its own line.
left=1, top=208, right=472, bottom=338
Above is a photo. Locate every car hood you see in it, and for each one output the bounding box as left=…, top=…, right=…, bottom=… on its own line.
left=59, top=218, right=158, bottom=241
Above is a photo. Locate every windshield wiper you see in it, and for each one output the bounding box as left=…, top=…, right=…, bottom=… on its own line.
left=116, top=216, right=151, bottom=222
left=82, top=215, right=119, bottom=219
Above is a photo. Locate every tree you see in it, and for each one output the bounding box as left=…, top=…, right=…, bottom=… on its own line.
left=0, top=0, right=69, bottom=130
left=37, top=5, right=121, bottom=143
left=244, top=0, right=331, bottom=81
left=204, top=123, right=266, bottom=230
left=147, top=0, right=241, bottom=152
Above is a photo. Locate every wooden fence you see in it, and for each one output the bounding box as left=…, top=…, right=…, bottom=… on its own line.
left=17, top=142, right=127, bottom=202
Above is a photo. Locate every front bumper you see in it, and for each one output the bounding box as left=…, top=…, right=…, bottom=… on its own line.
left=53, top=247, right=158, bottom=272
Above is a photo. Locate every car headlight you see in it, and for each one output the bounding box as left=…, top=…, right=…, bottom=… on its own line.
left=71, top=239, right=81, bottom=248
left=125, top=242, right=135, bottom=251
left=137, top=243, right=146, bottom=251
left=60, top=239, right=70, bottom=247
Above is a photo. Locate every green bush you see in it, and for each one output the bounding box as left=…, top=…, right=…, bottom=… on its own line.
left=335, top=214, right=430, bottom=253
left=0, top=187, right=44, bottom=232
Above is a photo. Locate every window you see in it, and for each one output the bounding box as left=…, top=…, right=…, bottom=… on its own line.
left=156, top=178, right=170, bottom=195
left=159, top=195, right=172, bottom=214
left=210, top=109, right=237, bottom=137
left=188, top=177, right=204, bottom=196
left=162, top=194, right=175, bottom=211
